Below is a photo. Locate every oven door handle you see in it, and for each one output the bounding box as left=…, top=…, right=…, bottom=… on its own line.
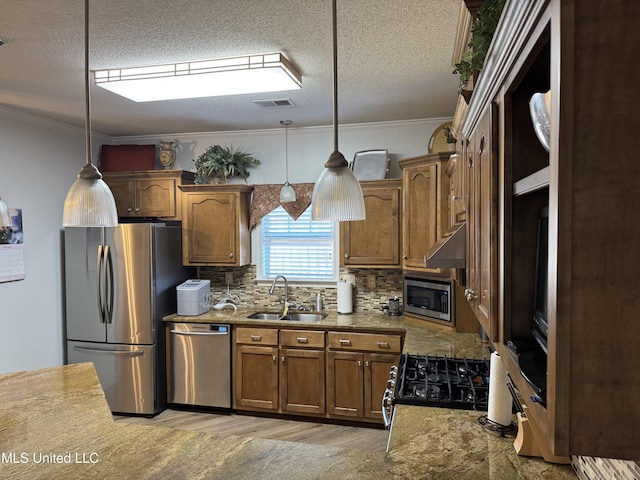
left=382, top=387, right=394, bottom=428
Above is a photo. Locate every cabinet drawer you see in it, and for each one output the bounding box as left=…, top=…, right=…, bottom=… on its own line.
left=327, top=332, right=402, bottom=353
left=280, top=330, right=325, bottom=348
left=235, top=327, right=278, bottom=345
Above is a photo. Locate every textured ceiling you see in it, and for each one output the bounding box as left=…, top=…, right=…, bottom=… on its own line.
left=0, top=0, right=463, bottom=137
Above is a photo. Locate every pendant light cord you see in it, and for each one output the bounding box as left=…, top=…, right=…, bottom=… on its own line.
left=285, top=122, right=290, bottom=182
left=84, top=0, right=92, bottom=167
left=332, top=0, right=338, bottom=154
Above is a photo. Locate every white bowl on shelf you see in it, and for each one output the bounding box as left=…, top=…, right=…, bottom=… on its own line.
left=529, top=90, right=551, bottom=152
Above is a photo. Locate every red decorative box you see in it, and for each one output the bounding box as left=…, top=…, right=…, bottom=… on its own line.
left=100, top=144, right=156, bottom=172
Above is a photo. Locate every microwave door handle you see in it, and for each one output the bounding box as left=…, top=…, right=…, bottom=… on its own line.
left=104, top=245, right=114, bottom=324
left=96, top=244, right=106, bottom=324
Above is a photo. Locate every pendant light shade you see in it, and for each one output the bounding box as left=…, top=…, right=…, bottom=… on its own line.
left=311, top=0, right=365, bottom=221
left=62, top=0, right=117, bottom=227
left=279, top=120, right=296, bottom=203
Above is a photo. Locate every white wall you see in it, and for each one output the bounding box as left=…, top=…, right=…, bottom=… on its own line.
left=0, top=106, right=450, bottom=374
left=0, top=107, right=109, bottom=374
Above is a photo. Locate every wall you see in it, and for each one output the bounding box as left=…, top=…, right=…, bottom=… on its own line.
left=0, top=106, right=107, bottom=374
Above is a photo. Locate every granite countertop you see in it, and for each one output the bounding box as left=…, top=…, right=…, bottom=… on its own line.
left=0, top=310, right=577, bottom=479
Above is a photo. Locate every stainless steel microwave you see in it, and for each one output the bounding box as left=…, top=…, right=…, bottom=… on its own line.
left=403, top=276, right=453, bottom=325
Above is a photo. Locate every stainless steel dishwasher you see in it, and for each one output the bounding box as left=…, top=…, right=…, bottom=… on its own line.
left=169, top=323, right=231, bottom=408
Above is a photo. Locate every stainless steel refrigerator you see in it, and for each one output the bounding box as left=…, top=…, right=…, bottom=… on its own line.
left=64, top=223, right=193, bottom=416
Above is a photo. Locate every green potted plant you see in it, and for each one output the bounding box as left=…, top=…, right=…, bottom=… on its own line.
left=193, top=144, right=260, bottom=184
left=453, top=0, right=505, bottom=101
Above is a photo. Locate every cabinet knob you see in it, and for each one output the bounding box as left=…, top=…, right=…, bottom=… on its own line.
left=127, top=208, right=133, bottom=212
left=134, top=208, right=141, bottom=212
left=228, top=252, right=234, bottom=258
left=402, top=255, right=408, bottom=260
left=272, top=355, right=277, bottom=362
left=281, top=356, right=286, bottom=363
left=344, top=253, right=349, bottom=259
left=452, top=195, right=460, bottom=201
left=365, top=360, right=370, bottom=367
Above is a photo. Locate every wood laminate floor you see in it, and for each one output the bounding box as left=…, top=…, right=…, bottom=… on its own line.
left=114, top=409, right=388, bottom=452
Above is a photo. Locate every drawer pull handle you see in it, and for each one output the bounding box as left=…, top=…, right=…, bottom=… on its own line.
left=296, top=337, right=308, bottom=343
left=339, top=339, right=352, bottom=346
left=377, top=341, right=390, bottom=348
left=250, top=335, right=262, bottom=341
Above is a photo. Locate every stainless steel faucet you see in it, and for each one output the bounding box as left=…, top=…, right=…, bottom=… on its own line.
left=269, top=275, right=289, bottom=314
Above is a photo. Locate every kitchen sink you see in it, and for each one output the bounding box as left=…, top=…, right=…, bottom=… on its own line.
left=246, top=311, right=327, bottom=322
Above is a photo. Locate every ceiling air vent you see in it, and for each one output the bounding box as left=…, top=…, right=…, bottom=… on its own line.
left=253, top=98, right=296, bottom=108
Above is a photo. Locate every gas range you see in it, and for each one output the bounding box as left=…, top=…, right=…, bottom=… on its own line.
left=388, top=354, right=490, bottom=411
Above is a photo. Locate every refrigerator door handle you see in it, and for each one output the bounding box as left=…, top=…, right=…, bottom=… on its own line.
left=104, top=245, right=114, bottom=324
left=72, top=346, right=145, bottom=357
left=97, top=244, right=106, bottom=324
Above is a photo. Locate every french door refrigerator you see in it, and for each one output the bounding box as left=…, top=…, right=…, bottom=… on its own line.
left=64, top=223, right=193, bottom=416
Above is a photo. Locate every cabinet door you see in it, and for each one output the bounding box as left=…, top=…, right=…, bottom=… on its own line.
left=135, top=178, right=176, bottom=217
left=466, top=104, right=498, bottom=341
left=340, top=181, right=401, bottom=268
left=107, top=179, right=136, bottom=217
left=280, top=348, right=325, bottom=415
left=363, top=353, right=399, bottom=420
left=402, top=163, right=438, bottom=271
left=234, top=345, right=279, bottom=411
left=326, top=351, right=363, bottom=418
left=183, top=192, right=239, bottom=265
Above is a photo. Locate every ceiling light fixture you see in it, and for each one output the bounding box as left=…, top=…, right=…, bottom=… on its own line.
left=62, top=0, right=117, bottom=227
left=94, top=52, right=302, bottom=102
left=279, top=120, right=296, bottom=203
left=310, top=0, right=365, bottom=222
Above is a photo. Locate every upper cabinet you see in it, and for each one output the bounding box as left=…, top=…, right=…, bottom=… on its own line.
left=399, top=152, right=451, bottom=274
left=180, top=184, right=252, bottom=266
left=458, top=0, right=640, bottom=461
left=103, top=170, right=194, bottom=220
left=340, top=179, right=402, bottom=268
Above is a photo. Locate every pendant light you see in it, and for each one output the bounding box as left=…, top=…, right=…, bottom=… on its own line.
left=310, top=0, right=365, bottom=221
left=279, top=120, right=296, bottom=203
left=62, top=0, right=118, bottom=227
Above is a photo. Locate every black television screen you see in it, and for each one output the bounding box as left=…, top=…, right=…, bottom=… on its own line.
left=532, top=205, right=549, bottom=353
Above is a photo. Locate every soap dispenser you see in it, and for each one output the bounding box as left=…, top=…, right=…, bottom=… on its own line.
left=316, top=291, right=323, bottom=311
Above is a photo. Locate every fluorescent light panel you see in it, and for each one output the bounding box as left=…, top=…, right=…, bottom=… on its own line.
left=94, top=52, right=302, bottom=102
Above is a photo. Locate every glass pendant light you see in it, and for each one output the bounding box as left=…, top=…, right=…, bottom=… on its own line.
left=310, top=0, right=365, bottom=221
left=62, top=0, right=117, bottom=227
left=279, top=120, right=296, bottom=203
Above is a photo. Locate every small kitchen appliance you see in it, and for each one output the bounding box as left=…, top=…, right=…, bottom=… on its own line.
left=177, top=279, right=211, bottom=316
left=403, top=275, right=453, bottom=325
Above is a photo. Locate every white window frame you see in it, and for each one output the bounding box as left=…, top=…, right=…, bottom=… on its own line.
left=254, top=206, right=339, bottom=285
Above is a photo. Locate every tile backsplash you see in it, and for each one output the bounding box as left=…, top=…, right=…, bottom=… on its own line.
left=198, top=265, right=402, bottom=313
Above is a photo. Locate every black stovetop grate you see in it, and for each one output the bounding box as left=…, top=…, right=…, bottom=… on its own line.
left=393, top=354, right=490, bottom=411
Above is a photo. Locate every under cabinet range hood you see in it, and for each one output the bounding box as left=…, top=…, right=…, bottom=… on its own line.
left=425, top=222, right=466, bottom=269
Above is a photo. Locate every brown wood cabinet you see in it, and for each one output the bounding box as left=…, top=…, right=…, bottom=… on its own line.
left=234, top=325, right=403, bottom=424
left=457, top=0, right=640, bottom=460
left=180, top=184, right=252, bottom=266
left=326, top=331, right=402, bottom=422
left=103, top=170, right=194, bottom=219
left=234, top=327, right=279, bottom=411
left=464, top=105, right=498, bottom=342
left=279, top=329, right=325, bottom=416
left=399, top=152, right=451, bottom=274
left=340, top=179, right=402, bottom=268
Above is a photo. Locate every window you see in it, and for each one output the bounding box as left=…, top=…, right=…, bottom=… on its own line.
left=260, top=206, right=336, bottom=282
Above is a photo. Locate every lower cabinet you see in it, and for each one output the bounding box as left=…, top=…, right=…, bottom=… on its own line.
left=233, top=326, right=404, bottom=424
left=326, top=331, right=402, bottom=423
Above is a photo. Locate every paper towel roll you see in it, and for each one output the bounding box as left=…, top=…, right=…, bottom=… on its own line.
left=487, top=351, right=512, bottom=426
left=337, top=281, right=353, bottom=314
